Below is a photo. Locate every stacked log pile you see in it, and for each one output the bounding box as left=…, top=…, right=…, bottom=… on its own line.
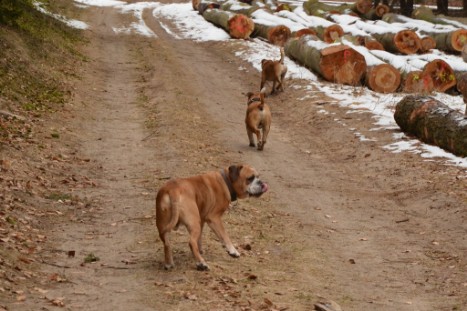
left=190, top=0, right=467, bottom=157
left=193, top=0, right=466, bottom=97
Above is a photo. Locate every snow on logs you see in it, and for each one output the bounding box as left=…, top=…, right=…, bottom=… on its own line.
left=394, top=95, right=467, bottom=157
left=285, top=36, right=366, bottom=86
left=202, top=8, right=254, bottom=39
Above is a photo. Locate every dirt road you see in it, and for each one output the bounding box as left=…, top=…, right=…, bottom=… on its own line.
left=8, top=1, right=466, bottom=310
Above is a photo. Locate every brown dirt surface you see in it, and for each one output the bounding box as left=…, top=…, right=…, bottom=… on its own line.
left=1, top=1, right=466, bottom=311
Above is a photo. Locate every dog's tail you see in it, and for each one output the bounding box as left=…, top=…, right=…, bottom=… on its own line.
left=279, top=47, right=285, bottom=64
left=156, top=190, right=180, bottom=233
left=258, top=92, right=265, bottom=111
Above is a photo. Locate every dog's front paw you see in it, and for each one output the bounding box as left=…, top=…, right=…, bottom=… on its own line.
left=164, top=263, right=174, bottom=270
left=249, top=142, right=256, bottom=148
left=257, top=142, right=264, bottom=151
left=196, top=262, right=210, bottom=271
left=228, top=249, right=240, bottom=258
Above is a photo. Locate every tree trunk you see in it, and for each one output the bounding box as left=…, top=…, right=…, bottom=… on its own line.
left=202, top=9, right=254, bottom=39
left=366, top=63, right=401, bottom=93
left=402, top=71, right=434, bottom=93
left=422, top=59, right=456, bottom=92
left=394, top=95, right=467, bottom=157
left=372, top=30, right=420, bottom=54
left=285, top=36, right=367, bottom=86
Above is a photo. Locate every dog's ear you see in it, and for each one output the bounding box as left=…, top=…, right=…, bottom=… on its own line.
left=259, top=92, right=264, bottom=104
left=246, top=92, right=254, bottom=99
left=228, top=165, right=242, bottom=182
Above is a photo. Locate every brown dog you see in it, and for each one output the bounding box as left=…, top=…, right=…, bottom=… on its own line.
left=245, top=91, right=271, bottom=151
left=260, top=47, right=287, bottom=95
left=156, top=165, right=268, bottom=271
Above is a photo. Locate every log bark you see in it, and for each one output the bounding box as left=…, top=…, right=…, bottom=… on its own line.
left=202, top=9, right=254, bottom=39
left=366, top=64, right=401, bottom=93
left=285, top=36, right=367, bottom=85
left=303, top=0, right=354, bottom=18
left=456, top=72, right=467, bottom=114
left=394, top=95, right=467, bottom=157
left=403, top=71, right=434, bottom=93
left=430, top=29, right=467, bottom=53
left=411, top=5, right=451, bottom=25
left=372, top=30, right=420, bottom=54
left=422, top=59, right=456, bottom=92
left=198, top=2, right=220, bottom=15
left=220, top=0, right=261, bottom=16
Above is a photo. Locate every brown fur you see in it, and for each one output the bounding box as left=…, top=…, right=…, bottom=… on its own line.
left=245, top=91, right=271, bottom=151
left=156, top=165, right=268, bottom=271
left=260, top=47, right=287, bottom=95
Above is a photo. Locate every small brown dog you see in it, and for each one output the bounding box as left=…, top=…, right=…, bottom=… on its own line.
left=245, top=91, right=271, bottom=151
left=260, top=47, right=288, bottom=95
left=156, top=165, right=268, bottom=271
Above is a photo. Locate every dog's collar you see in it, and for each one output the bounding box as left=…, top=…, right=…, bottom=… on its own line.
left=247, top=97, right=261, bottom=105
left=220, top=170, right=237, bottom=202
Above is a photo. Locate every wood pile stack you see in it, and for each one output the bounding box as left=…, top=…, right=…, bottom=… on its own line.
left=192, top=0, right=465, bottom=96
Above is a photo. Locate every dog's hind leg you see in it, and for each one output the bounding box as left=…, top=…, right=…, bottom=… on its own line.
left=246, top=126, right=255, bottom=147
left=159, top=231, right=174, bottom=270
left=185, top=210, right=209, bottom=271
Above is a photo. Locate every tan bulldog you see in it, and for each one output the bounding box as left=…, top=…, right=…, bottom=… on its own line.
left=245, top=91, right=271, bottom=151
left=156, top=164, right=268, bottom=271
left=260, top=47, right=287, bottom=95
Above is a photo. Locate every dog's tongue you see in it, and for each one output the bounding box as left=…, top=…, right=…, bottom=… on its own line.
left=261, top=182, right=269, bottom=193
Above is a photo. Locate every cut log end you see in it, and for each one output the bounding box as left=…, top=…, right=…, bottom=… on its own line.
left=394, top=30, right=421, bottom=55
left=294, top=28, right=317, bottom=39
left=355, top=0, right=373, bottom=14
left=375, top=4, right=390, bottom=17
left=366, top=64, right=401, bottom=93
left=403, top=71, right=434, bottom=94
left=192, top=0, right=200, bottom=11
left=419, top=36, right=436, bottom=53
left=452, top=29, right=467, bottom=52
left=320, top=45, right=367, bottom=85
left=267, top=25, right=292, bottom=46
left=228, top=14, right=254, bottom=39
left=323, top=24, right=344, bottom=43
left=423, top=59, right=456, bottom=92
left=275, top=4, right=292, bottom=12
left=365, top=39, right=385, bottom=51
